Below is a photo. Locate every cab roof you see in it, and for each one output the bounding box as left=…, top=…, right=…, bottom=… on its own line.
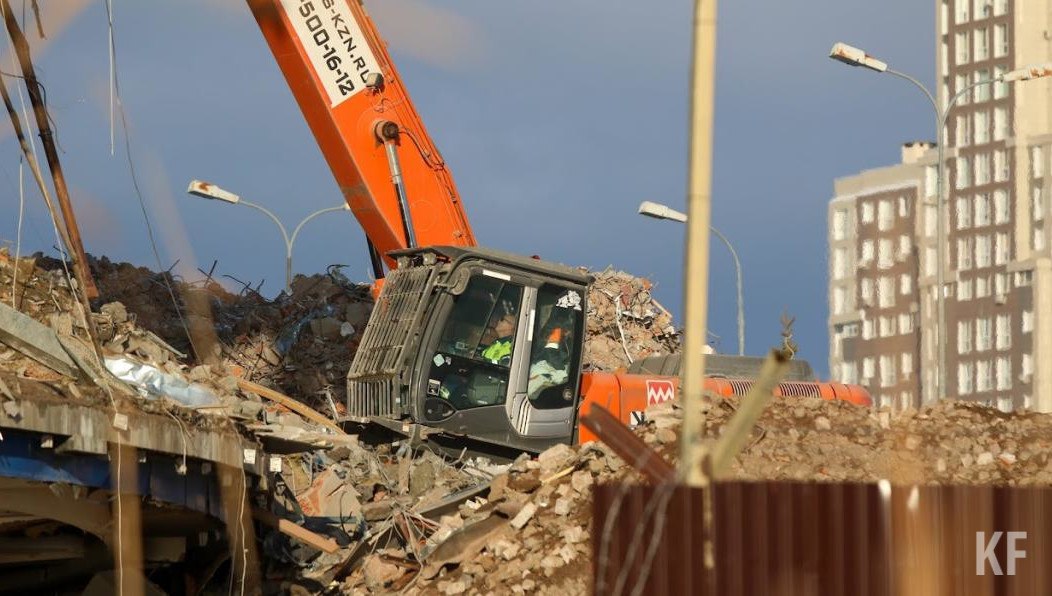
left=389, top=245, right=594, bottom=286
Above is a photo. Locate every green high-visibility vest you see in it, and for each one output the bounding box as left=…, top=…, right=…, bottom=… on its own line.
left=481, top=339, right=512, bottom=364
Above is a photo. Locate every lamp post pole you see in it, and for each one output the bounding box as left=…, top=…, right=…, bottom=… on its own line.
left=638, top=201, right=745, bottom=356
left=829, top=43, right=1051, bottom=402
left=188, top=180, right=350, bottom=293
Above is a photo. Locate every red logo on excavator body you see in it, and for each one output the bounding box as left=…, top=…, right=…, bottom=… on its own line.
left=646, top=379, right=676, bottom=406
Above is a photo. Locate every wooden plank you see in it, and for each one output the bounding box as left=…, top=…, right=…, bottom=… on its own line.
left=237, top=378, right=346, bottom=435
left=252, top=508, right=339, bottom=554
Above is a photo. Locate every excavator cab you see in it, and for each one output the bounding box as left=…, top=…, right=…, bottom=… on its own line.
left=346, top=246, right=591, bottom=453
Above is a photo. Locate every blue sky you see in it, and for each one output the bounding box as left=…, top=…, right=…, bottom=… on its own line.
left=0, top=1, right=935, bottom=376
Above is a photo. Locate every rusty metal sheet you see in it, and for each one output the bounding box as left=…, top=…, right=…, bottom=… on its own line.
left=593, top=482, right=1052, bottom=596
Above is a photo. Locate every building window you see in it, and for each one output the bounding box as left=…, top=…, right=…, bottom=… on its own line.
left=878, top=239, right=893, bottom=270
left=863, top=357, right=875, bottom=381
left=996, top=357, right=1012, bottom=391
left=878, top=276, right=895, bottom=308
left=880, top=355, right=897, bottom=388
left=878, top=200, right=894, bottom=231
left=956, top=197, right=972, bottom=229
left=974, top=152, right=991, bottom=184
left=898, top=235, right=911, bottom=258
left=957, top=237, right=973, bottom=270
left=976, top=235, right=992, bottom=268
left=833, top=247, right=847, bottom=280
left=861, top=202, right=874, bottom=224
left=995, top=232, right=1009, bottom=264
left=898, top=195, right=909, bottom=217
left=976, top=275, right=990, bottom=297
left=860, top=239, right=875, bottom=265
left=955, top=73, right=970, bottom=104
left=956, top=157, right=971, bottom=189
left=974, top=111, right=990, bottom=144
left=861, top=277, right=874, bottom=304
left=1022, top=310, right=1034, bottom=333
left=956, top=115, right=972, bottom=147
left=1033, top=187, right=1044, bottom=221
left=925, top=166, right=938, bottom=197
left=994, top=24, right=1008, bottom=57
left=901, top=352, right=913, bottom=376
left=900, top=273, right=912, bottom=295
left=863, top=318, right=875, bottom=340
left=926, top=246, right=937, bottom=276
left=993, top=107, right=1008, bottom=141
left=832, top=209, right=848, bottom=240
left=974, top=193, right=991, bottom=226
left=993, top=190, right=1009, bottom=224
left=994, top=272, right=1008, bottom=296
left=974, top=71, right=992, bottom=103
left=925, top=205, right=937, bottom=238
left=833, top=286, right=846, bottom=315
left=959, top=319, right=974, bottom=353
left=994, top=149, right=1009, bottom=182
left=879, top=316, right=895, bottom=337
left=958, top=278, right=973, bottom=301
left=994, top=0, right=1007, bottom=15
left=958, top=361, right=974, bottom=395
left=955, top=31, right=970, bottom=64
left=1022, top=353, right=1033, bottom=380
left=1033, top=146, right=1044, bottom=179
left=841, top=362, right=858, bottom=384
left=956, top=0, right=970, bottom=23
left=899, top=313, right=913, bottom=335
left=976, top=317, right=992, bottom=351
left=995, top=314, right=1011, bottom=350
left=977, top=360, right=993, bottom=392
left=1016, top=271, right=1033, bottom=287
left=1034, top=227, right=1045, bottom=251
left=975, top=0, right=993, bottom=18
left=974, top=28, right=990, bottom=61
left=993, top=65, right=1008, bottom=99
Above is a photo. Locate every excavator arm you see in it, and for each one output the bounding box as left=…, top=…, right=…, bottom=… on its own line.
left=245, top=0, right=476, bottom=269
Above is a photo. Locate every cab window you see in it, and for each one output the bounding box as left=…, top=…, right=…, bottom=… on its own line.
left=427, top=274, right=523, bottom=410
left=526, top=285, right=584, bottom=409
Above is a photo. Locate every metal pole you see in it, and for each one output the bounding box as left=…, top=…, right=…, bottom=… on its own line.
left=240, top=200, right=293, bottom=292
left=885, top=69, right=943, bottom=403
left=288, top=205, right=349, bottom=289
left=710, top=226, right=744, bottom=356
left=680, top=0, right=717, bottom=486
left=884, top=70, right=1004, bottom=403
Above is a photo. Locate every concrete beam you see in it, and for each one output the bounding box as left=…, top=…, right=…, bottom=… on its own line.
left=0, top=301, right=79, bottom=378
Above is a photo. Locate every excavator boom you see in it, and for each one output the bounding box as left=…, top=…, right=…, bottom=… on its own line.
left=246, top=0, right=475, bottom=267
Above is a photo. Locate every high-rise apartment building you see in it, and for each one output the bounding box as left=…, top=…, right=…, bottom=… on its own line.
left=829, top=0, right=1052, bottom=411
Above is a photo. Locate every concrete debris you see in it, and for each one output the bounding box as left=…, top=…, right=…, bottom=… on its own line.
left=582, top=268, right=679, bottom=370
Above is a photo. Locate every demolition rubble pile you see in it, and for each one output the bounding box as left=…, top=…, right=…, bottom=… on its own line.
left=583, top=268, right=679, bottom=371
left=343, top=397, right=1052, bottom=595
left=86, top=256, right=375, bottom=414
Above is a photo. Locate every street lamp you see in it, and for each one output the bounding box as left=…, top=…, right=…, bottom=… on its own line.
left=638, top=200, right=745, bottom=356
left=829, top=42, right=1052, bottom=402
left=187, top=180, right=351, bottom=293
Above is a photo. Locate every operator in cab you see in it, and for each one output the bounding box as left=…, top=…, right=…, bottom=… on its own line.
left=478, top=310, right=517, bottom=366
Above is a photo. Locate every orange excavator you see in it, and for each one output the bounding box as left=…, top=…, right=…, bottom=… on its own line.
left=241, top=0, right=869, bottom=454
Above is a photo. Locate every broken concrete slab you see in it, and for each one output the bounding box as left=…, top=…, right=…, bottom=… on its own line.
left=0, top=302, right=79, bottom=378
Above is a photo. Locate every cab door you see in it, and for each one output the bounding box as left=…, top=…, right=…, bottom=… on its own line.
left=506, top=283, right=586, bottom=440
left=414, top=268, right=530, bottom=444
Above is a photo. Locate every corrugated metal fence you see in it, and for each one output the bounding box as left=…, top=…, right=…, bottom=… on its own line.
left=593, top=482, right=1052, bottom=596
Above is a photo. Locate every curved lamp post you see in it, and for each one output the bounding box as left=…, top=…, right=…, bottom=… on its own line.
left=828, top=42, right=1051, bottom=401
left=638, top=200, right=745, bottom=356
left=187, top=179, right=350, bottom=293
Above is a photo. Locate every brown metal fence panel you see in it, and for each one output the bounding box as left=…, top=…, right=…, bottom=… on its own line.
left=593, top=482, right=1052, bottom=596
